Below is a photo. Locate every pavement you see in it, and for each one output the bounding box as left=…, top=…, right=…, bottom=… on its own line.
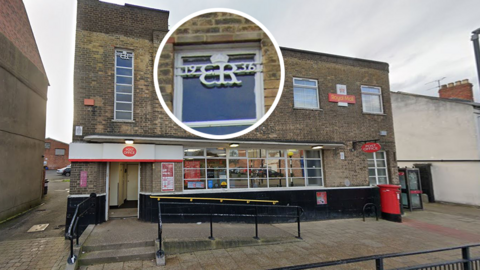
left=1, top=181, right=480, bottom=270
left=0, top=170, right=70, bottom=270
left=78, top=202, right=480, bottom=270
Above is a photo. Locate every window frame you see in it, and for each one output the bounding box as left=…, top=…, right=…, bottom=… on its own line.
left=55, top=148, right=66, bottom=156
left=367, top=151, right=389, bottom=186
left=293, top=77, right=320, bottom=109
left=173, top=43, right=264, bottom=129
left=114, top=49, right=134, bottom=121
left=361, top=85, right=384, bottom=114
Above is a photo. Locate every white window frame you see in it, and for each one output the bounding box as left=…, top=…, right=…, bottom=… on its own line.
left=114, top=49, right=134, bottom=121
left=182, top=147, right=324, bottom=191
left=367, top=151, right=389, bottom=186
left=55, top=148, right=66, bottom=156
left=293, top=77, right=320, bottom=109
left=173, top=43, right=264, bottom=129
left=361, top=85, right=384, bottom=114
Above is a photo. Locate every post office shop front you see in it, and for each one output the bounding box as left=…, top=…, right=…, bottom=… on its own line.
left=68, top=0, right=399, bottom=227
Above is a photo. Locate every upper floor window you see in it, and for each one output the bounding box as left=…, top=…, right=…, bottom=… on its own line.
left=293, top=78, right=319, bottom=109
left=45, top=142, right=50, bottom=149
left=115, top=50, right=134, bottom=121
left=174, top=44, right=263, bottom=135
left=361, top=86, right=383, bottom=114
left=367, top=151, right=388, bottom=185
left=55, top=149, right=66, bottom=156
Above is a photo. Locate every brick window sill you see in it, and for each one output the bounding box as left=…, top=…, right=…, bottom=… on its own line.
left=362, top=112, right=387, bottom=116
left=112, top=119, right=135, bottom=123
left=293, top=107, right=323, bottom=111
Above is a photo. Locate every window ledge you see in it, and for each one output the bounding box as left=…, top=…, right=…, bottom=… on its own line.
left=362, top=112, right=386, bottom=116
left=112, top=119, right=135, bottom=123
left=293, top=107, right=323, bottom=111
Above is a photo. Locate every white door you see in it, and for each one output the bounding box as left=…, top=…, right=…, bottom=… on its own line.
left=126, top=164, right=138, bottom=201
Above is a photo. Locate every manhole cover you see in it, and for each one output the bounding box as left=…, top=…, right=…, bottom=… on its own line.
left=27, top=224, right=49, bottom=232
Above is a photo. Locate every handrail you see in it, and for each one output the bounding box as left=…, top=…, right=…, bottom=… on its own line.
left=150, top=196, right=279, bottom=205
left=65, top=193, right=97, bottom=265
left=155, top=201, right=304, bottom=260
left=269, top=243, right=480, bottom=270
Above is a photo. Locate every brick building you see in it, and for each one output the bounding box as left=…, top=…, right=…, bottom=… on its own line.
left=0, top=0, right=49, bottom=220
left=44, top=138, right=70, bottom=169
left=68, top=0, right=398, bottom=225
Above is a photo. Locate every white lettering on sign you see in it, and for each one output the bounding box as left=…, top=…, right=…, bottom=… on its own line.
left=116, top=51, right=134, bottom=60
left=176, top=53, right=261, bottom=86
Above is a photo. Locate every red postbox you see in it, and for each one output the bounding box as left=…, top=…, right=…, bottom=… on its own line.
left=377, top=184, right=402, bottom=223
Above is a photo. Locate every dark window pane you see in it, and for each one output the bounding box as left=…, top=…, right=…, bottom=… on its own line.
left=250, top=178, right=267, bottom=188
left=228, top=159, right=248, bottom=168
left=206, top=169, right=226, bottom=179
left=230, top=179, right=248, bottom=189
left=116, top=103, right=132, bottom=111
left=116, top=94, right=132, bottom=102
left=117, top=76, right=132, bottom=85
left=115, top=111, right=131, bottom=120
left=307, top=168, right=322, bottom=178
left=229, top=169, right=248, bottom=178
left=206, top=159, right=226, bottom=168
left=116, top=68, right=132, bottom=76
left=184, top=149, right=204, bottom=157
left=306, top=160, right=321, bottom=168
left=116, top=56, right=133, bottom=68
left=192, top=125, right=251, bottom=135
left=308, top=177, right=323, bottom=186
left=306, top=150, right=321, bottom=159
left=206, top=148, right=226, bottom=157
left=116, top=84, right=132, bottom=93
left=181, top=74, right=257, bottom=122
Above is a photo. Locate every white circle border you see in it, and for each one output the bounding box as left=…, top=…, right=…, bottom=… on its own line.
left=153, top=8, right=285, bottom=140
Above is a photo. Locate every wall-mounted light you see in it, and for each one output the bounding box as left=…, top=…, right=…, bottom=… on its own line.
left=311, top=145, right=323, bottom=149
left=229, top=143, right=239, bottom=148
left=125, top=139, right=134, bottom=145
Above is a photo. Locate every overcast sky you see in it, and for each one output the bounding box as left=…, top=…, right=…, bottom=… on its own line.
left=23, top=0, right=480, bottom=143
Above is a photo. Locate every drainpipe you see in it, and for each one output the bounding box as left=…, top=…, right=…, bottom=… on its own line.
left=471, top=28, right=480, bottom=94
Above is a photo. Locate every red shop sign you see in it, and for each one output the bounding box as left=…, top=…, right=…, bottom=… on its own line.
left=361, top=142, right=381, bottom=153
left=122, top=146, right=137, bottom=157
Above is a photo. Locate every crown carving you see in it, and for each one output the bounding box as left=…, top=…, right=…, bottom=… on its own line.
left=210, top=53, right=229, bottom=64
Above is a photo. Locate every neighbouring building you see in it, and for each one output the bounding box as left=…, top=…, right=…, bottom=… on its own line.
left=0, top=0, right=49, bottom=220
left=392, top=79, right=480, bottom=206
left=68, top=0, right=398, bottom=227
left=44, top=138, right=70, bottom=169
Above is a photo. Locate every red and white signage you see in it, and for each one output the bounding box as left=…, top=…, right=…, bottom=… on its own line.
left=328, top=93, right=356, bottom=104
left=361, top=142, right=381, bottom=153
left=161, top=163, right=174, bottom=192
left=122, top=146, right=137, bottom=157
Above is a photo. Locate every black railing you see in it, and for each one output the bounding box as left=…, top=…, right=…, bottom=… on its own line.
left=156, top=202, right=304, bottom=258
left=65, top=193, right=97, bottom=265
left=270, top=243, right=480, bottom=270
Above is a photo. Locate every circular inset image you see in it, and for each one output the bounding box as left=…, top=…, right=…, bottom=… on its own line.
left=154, top=8, right=284, bottom=139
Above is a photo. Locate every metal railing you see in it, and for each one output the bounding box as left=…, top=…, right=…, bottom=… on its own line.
left=155, top=201, right=304, bottom=259
left=270, top=243, right=480, bottom=270
left=65, top=193, right=97, bottom=265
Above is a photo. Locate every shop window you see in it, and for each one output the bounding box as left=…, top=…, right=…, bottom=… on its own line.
left=45, top=142, right=50, bottom=149
left=293, top=78, right=319, bottom=109
left=174, top=44, right=264, bottom=135
left=114, top=50, right=134, bottom=121
left=55, top=149, right=65, bottom=156
left=367, top=151, right=388, bottom=185
left=183, top=147, right=323, bottom=191
left=361, top=86, right=383, bottom=114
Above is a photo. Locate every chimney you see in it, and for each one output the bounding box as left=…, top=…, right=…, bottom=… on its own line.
left=438, top=79, right=474, bottom=101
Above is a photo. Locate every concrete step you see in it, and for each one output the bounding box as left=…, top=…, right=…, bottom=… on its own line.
left=79, top=246, right=155, bottom=265
left=82, top=240, right=154, bottom=252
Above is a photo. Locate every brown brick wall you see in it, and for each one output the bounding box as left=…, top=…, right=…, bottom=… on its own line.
left=141, top=162, right=183, bottom=193
left=158, top=12, right=281, bottom=113
left=72, top=1, right=399, bottom=191
left=0, top=0, right=46, bottom=74
left=43, top=139, right=70, bottom=169
left=70, top=162, right=107, bottom=195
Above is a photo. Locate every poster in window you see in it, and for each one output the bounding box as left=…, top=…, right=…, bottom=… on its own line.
left=184, top=160, right=201, bottom=179
left=316, top=191, right=327, bottom=205
left=161, top=163, right=174, bottom=192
